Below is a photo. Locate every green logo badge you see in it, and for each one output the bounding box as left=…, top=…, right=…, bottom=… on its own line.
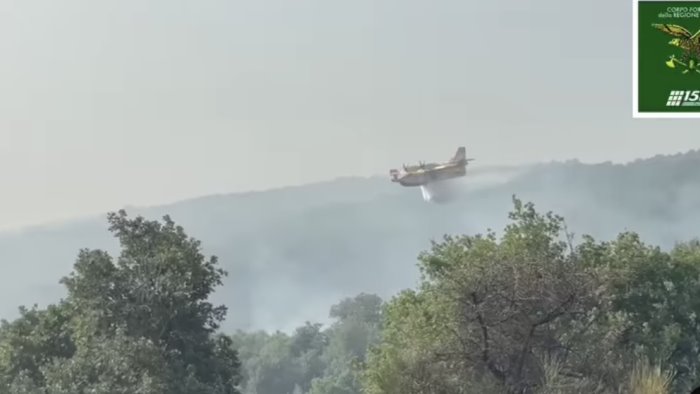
left=634, top=1, right=700, bottom=117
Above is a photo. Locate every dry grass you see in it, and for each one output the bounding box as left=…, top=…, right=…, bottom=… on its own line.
left=536, top=355, right=606, bottom=394
left=624, top=359, right=672, bottom=394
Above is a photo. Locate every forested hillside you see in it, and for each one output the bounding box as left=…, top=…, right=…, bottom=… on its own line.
left=4, top=190, right=700, bottom=392
left=2, top=151, right=700, bottom=333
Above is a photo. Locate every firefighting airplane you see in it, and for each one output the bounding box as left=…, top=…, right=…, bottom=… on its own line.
left=389, top=146, right=474, bottom=204
left=389, top=147, right=474, bottom=187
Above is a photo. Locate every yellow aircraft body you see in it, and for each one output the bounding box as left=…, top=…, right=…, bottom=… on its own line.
left=389, top=147, right=474, bottom=187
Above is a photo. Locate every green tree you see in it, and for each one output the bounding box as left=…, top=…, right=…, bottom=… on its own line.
left=0, top=303, right=75, bottom=392
left=290, top=322, right=327, bottom=393
left=231, top=294, right=384, bottom=394
left=0, top=211, right=241, bottom=393
left=239, top=332, right=302, bottom=394
left=309, top=293, right=383, bottom=394
left=579, top=233, right=700, bottom=392
left=363, top=197, right=631, bottom=394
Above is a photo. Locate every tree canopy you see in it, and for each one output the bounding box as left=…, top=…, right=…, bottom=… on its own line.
left=0, top=211, right=240, bottom=394
left=361, top=197, right=700, bottom=394
left=3, top=197, right=700, bottom=393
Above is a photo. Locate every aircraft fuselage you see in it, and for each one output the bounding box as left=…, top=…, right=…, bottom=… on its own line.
left=389, top=147, right=472, bottom=192
left=392, top=161, right=467, bottom=187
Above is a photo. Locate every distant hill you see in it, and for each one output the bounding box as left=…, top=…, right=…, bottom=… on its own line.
left=2, top=151, right=700, bottom=332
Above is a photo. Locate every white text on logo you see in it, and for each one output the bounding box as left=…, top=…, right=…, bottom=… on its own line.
left=667, top=90, right=700, bottom=106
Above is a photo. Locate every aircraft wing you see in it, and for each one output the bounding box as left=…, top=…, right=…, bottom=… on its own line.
left=432, top=161, right=462, bottom=170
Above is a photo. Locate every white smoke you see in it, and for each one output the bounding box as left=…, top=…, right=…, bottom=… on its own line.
left=416, top=167, right=525, bottom=204
left=420, top=179, right=459, bottom=203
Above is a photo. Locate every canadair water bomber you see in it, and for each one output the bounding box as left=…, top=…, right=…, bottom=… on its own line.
left=390, top=147, right=473, bottom=186
left=389, top=147, right=474, bottom=203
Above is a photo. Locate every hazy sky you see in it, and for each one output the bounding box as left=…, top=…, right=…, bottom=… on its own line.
left=1, top=0, right=699, bottom=229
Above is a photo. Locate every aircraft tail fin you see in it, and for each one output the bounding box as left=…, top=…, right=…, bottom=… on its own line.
left=450, top=147, right=466, bottom=163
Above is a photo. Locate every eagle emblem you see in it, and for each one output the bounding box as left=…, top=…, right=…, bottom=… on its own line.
left=652, top=23, right=700, bottom=74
